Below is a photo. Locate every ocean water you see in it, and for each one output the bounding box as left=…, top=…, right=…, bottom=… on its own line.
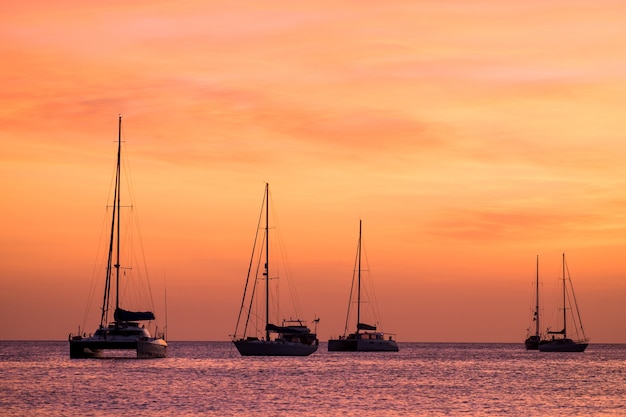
left=1, top=341, right=625, bottom=416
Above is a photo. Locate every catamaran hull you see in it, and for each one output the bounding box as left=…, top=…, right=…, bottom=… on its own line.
left=328, top=339, right=358, bottom=351
left=328, top=338, right=399, bottom=352
left=69, top=342, right=104, bottom=358
left=69, top=338, right=167, bottom=358
left=70, top=339, right=134, bottom=358
left=538, top=339, right=587, bottom=352
left=356, top=339, right=398, bottom=352
left=137, top=338, right=168, bottom=358
left=233, top=339, right=318, bottom=356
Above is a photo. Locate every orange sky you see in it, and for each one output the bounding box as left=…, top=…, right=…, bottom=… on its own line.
left=2, top=0, right=626, bottom=342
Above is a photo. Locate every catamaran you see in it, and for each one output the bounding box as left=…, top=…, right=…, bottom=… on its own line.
left=328, top=220, right=398, bottom=352
left=69, top=116, right=167, bottom=359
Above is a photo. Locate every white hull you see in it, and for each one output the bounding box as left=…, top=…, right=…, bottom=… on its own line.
left=233, top=339, right=318, bottom=356
left=137, top=338, right=168, bottom=358
left=357, top=339, right=399, bottom=352
left=70, top=322, right=167, bottom=358
left=70, top=336, right=167, bottom=358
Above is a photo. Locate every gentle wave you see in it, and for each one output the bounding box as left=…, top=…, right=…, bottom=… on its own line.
left=1, top=341, right=625, bottom=416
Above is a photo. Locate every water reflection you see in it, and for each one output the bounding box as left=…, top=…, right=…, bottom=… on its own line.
left=0, top=342, right=625, bottom=416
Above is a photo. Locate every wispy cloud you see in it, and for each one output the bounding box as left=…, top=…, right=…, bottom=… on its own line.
left=3, top=0, right=626, bottom=341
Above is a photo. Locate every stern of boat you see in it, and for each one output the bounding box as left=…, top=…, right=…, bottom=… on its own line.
left=137, top=337, right=168, bottom=359
left=69, top=337, right=104, bottom=359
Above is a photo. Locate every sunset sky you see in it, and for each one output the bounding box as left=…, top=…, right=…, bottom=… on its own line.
left=2, top=0, right=626, bottom=343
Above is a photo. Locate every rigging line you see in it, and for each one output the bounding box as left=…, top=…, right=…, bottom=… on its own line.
left=565, top=288, right=581, bottom=340
left=83, top=145, right=120, bottom=329
left=526, top=277, right=543, bottom=337
left=278, top=228, right=301, bottom=320
left=128, top=243, right=151, bottom=312
left=528, top=258, right=537, bottom=337
left=82, top=208, right=111, bottom=333
left=264, top=183, right=270, bottom=341
left=100, top=140, right=120, bottom=327
left=343, top=229, right=360, bottom=336
left=234, top=187, right=266, bottom=337
left=269, top=191, right=304, bottom=320
left=127, top=199, right=154, bottom=310
left=163, top=270, right=168, bottom=340
left=114, top=116, right=122, bottom=316
left=565, top=257, right=587, bottom=340
left=118, top=133, right=157, bottom=314
left=134, top=207, right=157, bottom=313
left=543, top=274, right=561, bottom=333
left=361, top=239, right=384, bottom=331
left=244, top=230, right=264, bottom=337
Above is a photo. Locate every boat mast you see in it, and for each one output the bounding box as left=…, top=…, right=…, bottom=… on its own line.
left=115, top=115, right=122, bottom=316
left=357, top=219, right=362, bottom=332
left=264, top=183, right=270, bottom=342
left=561, top=253, right=567, bottom=338
left=99, top=115, right=122, bottom=327
left=535, top=255, right=540, bottom=337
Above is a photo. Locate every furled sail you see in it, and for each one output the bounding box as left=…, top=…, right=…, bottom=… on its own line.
left=114, top=308, right=155, bottom=322
left=357, top=322, right=377, bottom=331
left=266, top=323, right=311, bottom=334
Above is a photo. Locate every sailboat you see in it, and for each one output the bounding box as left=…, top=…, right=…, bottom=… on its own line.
left=539, top=253, right=589, bottom=352
left=328, top=220, right=398, bottom=352
left=69, top=116, right=167, bottom=359
left=524, top=255, right=543, bottom=350
left=232, top=183, right=319, bottom=356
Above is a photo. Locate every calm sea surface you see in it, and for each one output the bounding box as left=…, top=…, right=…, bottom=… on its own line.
left=1, top=341, right=624, bottom=416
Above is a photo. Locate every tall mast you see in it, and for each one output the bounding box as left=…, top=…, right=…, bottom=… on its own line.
left=357, top=219, right=362, bottom=330
left=264, top=183, right=270, bottom=341
left=562, top=253, right=567, bottom=338
left=115, top=115, right=122, bottom=314
left=100, top=115, right=122, bottom=327
left=535, top=255, right=540, bottom=337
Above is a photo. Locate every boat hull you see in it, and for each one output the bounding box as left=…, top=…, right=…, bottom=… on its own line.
left=538, top=338, right=588, bottom=352
left=328, top=338, right=399, bottom=352
left=69, top=337, right=167, bottom=358
left=328, top=339, right=358, bottom=351
left=69, top=340, right=104, bottom=358
left=524, top=335, right=541, bottom=350
left=233, top=339, right=318, bottom=356
left=137, top=338, right=168, bottom=358
left=356, top=338, right=399, bottom=352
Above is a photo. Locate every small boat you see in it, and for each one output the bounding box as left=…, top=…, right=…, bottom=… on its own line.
left=328, top=220, right=398, bottom=352
left=539, top=254, right=589, bottom=352
left=524, top=256, right=543, bottom=350
left=232, top=183, right=318, bottom=356
left=69, top=116, right=167, bottom=359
